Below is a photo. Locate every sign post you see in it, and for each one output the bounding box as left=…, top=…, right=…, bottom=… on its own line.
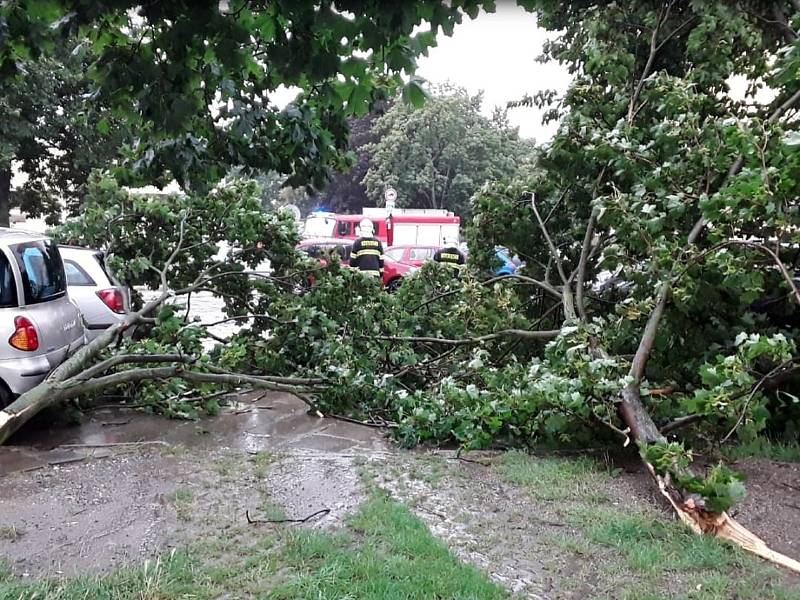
left=384, top=187, right=397, bottom=212
left=384, top=187, right=397, bottom=246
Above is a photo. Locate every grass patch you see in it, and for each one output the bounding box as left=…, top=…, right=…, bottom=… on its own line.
left=212, top=454, right=240, bottom=477
left=0, top=493, right=507, bottom=600
left=496, top=450, right=797, bottom=600
left=165, top=488, right=195, bottom=521
left=583, top=508, right=746, bottom=574
left=722, top=437, right=800, bottom=463
left=166, top=488, right=194, bottom=504
left=0, top=526, right=23, bottom=541
left=496, top=450, right=606, bottom=502
left=270, top=492, right=507, bottom=599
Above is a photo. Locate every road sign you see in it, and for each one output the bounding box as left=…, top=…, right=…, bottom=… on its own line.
left=280, top=204, right=302, bottom=221
left=384, top=187, right=397, bottom=203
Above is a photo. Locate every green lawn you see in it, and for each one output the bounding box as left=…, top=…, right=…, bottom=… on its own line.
left=720, top=437, right=800, bottom=463
left=0, top=493, right=507, bottom=600
left=497, top=450, right=800, bottom=600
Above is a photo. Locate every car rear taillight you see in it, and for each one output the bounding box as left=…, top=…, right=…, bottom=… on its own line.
left=97, top=288, right=125, bottom=314
left=9, top=316, right=39, bottom=351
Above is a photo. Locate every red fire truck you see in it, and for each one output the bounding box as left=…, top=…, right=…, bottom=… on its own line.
left=303, top=208, right=460, bottom=246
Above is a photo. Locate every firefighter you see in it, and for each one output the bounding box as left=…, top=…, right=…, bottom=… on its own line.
left=349, top=218, right=384, bottom=278
left=434, top=236, right=466, bottom=276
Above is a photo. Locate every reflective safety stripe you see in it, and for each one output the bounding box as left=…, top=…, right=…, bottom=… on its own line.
left=440, top=253, right=461, bottom=261
left=361, top=269, right=381, bottom=276
left=357, top=249, right=381, bottom=257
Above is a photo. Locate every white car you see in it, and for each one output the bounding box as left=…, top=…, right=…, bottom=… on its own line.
left=60, top=246, right=130, bottom=341
left=0, top=230, right=85, bottom=407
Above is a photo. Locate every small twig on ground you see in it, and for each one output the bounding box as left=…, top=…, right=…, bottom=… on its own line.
left=47, top=456, right=92, bottom=466
left=244, top=431, right=271, bottom=438
left=57, top=441, right=170, bottom=449
left=83, top=403, right=149, bottom=411
left=517, top=516, right=568, bottom=528
left=329, top=414, right=398, bottom=429
left=246, top=508, right=330, bottom=524
left=101, top=420, right=132, bottom=427
left=417, top=506, right=448, bottom=520
left=450, top=455, right=492, bottom=467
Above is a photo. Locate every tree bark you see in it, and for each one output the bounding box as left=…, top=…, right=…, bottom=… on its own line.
left=0, top=168, right=11, bottom=229
left=576, top=207, right=599, bottom=321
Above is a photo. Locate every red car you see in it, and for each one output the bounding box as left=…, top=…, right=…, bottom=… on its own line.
left=383, top=245, right=439, bottom=291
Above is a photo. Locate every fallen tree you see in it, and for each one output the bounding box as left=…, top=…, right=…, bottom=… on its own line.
left=0, top=179, right=327, bottom=443
left=464, top=0, right=800, bottom=570
left=2, top=0, right=800, bottom=576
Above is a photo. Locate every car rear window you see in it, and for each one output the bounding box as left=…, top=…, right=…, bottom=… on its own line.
left=12, top=240, right=66, bottom=304
left=409, top=248, right=434, bottom=261
left=0, top=252, right=17, bottom=308
left=301, top=245, right=322, bottom=258
left=385, top=248, right=404, bottom=262
left=64, top=259, right=96, bottom=286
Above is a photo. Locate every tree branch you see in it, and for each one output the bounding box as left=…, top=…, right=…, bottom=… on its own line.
left=721, top=358, right=800, bottom=444
left=685, top=240, right=800, bottom=306
left=179, top=314, right=292, bottom=332
left=373, top=329, right=560, bottom=346
left=76, top=353, right=190, bottom=382
left=409, top=273, right=561, bottom=313
left=57, top=366, right=182, bottom=399
left=620, top=85, right=800, bottom=445
left=660, top=414, right=704, bottom=435
left=627, top=3, right=670, bottom=124
left=576, top=206, right=600, bottom=321
left=530, top=192, right=576, bottom=319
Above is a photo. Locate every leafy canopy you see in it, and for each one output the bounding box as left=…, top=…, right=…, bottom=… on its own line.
left=0, top=37, right=128, bottom=224
left=1, top=0, right=493, bottom=193
left=362, top=83, right=533, bottom=216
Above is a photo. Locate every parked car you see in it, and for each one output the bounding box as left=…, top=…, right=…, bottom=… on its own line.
left=0, top=230, right=85, bottom=407
left=383, top=245, right=438, bottom=291
left=296, top=238, right=354, bottom=288
left=59, top=246, right=130, bottom=341
left=297, top=237, right=353, bottom=265
left=493, top=247, right=523, bottom=276
left=459, top=245, right=523, bottom=276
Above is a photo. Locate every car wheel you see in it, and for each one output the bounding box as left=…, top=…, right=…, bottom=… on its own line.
left=0, top=383, right=12, bottom=410
left=387, top=278, right=402, bottom=293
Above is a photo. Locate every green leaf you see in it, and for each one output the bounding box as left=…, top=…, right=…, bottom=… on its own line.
left=783, top=131, right=800, bottom=146
left=401, top=77, right=428, bottom=108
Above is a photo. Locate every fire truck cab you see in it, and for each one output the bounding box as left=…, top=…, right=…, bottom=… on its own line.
left=303, top=208, right=460, bottom=246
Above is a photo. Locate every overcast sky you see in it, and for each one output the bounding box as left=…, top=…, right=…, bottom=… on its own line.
left=417, top=4, right=571, bottom=142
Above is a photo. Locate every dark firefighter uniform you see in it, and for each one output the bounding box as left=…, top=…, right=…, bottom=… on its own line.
left=434, top=246, right=466, bottom=275
left=349, top=237, right=384, bottom=278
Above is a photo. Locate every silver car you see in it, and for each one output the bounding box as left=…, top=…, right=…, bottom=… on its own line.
left=60, top=246, right=130, bottom=341
left=0, top=230, right=85, bottom=407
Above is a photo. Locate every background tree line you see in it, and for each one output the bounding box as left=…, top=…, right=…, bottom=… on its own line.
left=2, top=31, right=533, bottom=224
left=216, top=84, right=536, bottom=219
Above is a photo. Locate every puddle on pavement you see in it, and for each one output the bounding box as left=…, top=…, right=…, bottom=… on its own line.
left=0, top=391, right=392, bottom=577
left=1, top=391, right=387, bottom=476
